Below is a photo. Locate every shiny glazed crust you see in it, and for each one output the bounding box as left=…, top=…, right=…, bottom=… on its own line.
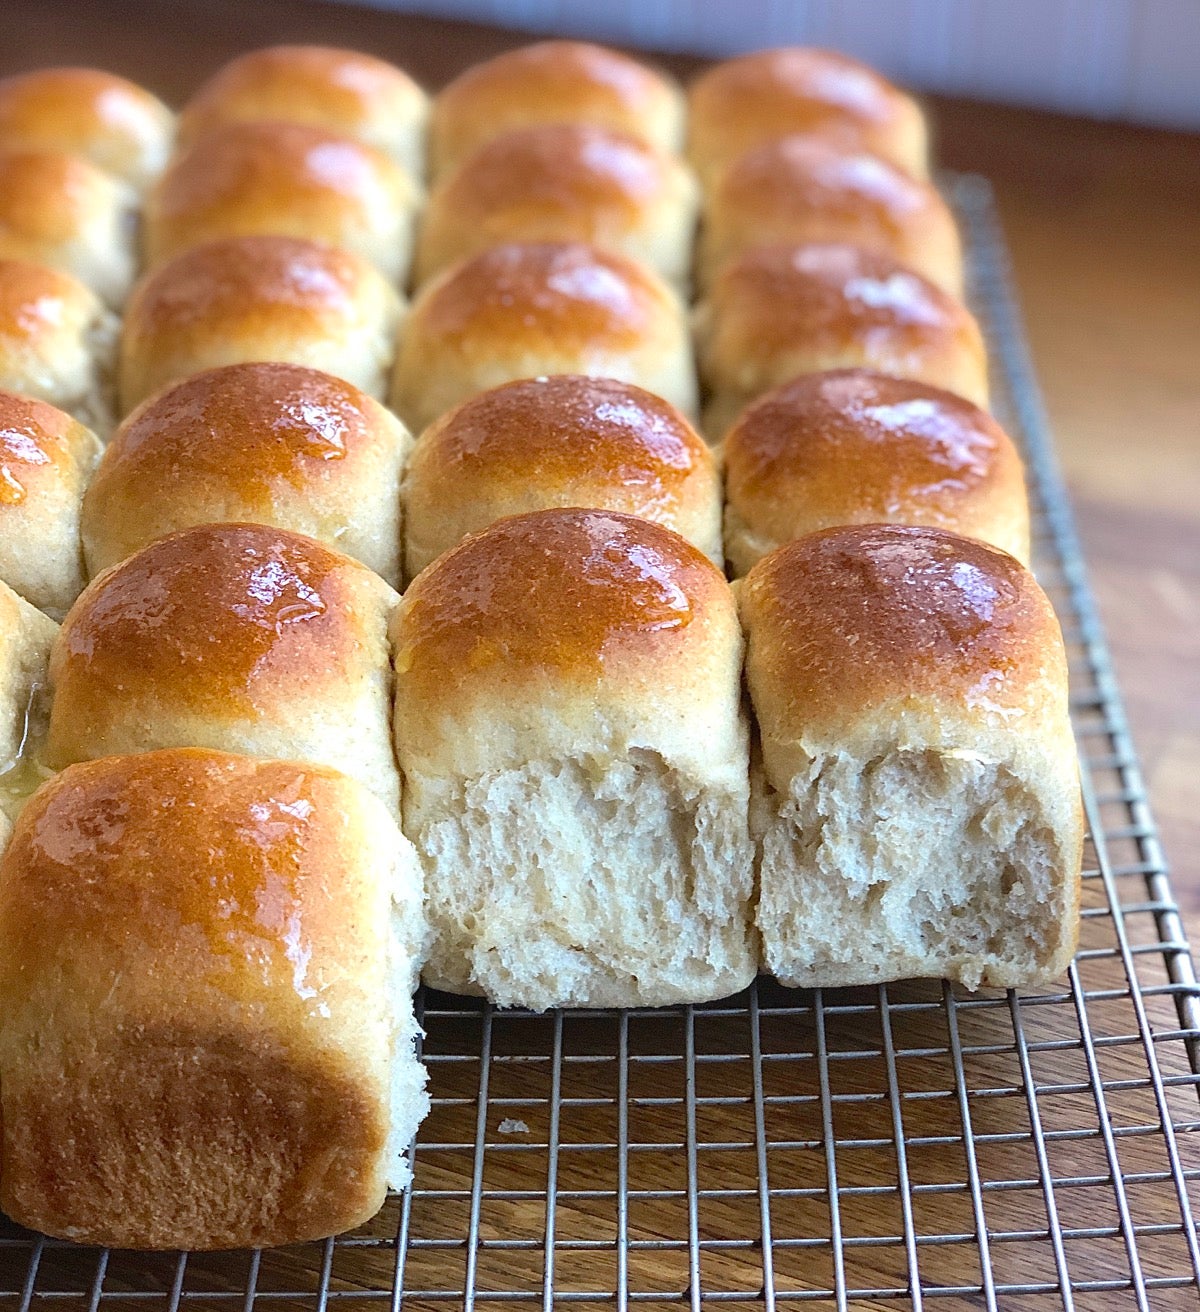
left=431, top=40, right=683, bottom=176
left=0, top=748, right=403, bottom=1248
left=83, top=362, right=411, bottom=586
left=179, top=45, right=428, bottom=176
left=143, top=121, right=419, bottom=282
left=0, top=67, right=174, bottom=188
left=721, top=369, right=1029, bottom=574
left=687, top=46, right=927, bottom=181
left=415, top=123, right=697, bottom=286
left=391, top=240, right=696, bottom=433
left=118, top=234, right=404, bottom=412
left=402, top=374, right=720, bottom=577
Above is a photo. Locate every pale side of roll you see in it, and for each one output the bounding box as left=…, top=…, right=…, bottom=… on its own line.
left=0, top=257, right=118, bottom=435
left=0, top=389, right=102, bottom=618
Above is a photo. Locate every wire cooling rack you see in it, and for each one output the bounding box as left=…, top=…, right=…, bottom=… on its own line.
left=2, top=176, right=1198, bottom=1311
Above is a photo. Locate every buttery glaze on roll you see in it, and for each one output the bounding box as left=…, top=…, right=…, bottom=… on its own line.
left=430, top=40, right=684, bottom=177
left=415, top=124, right=698, bottom=287
left=402, top=375, right=720, bottom=579
left=118, top=234, right=403, bottom=413
left=739, top=524, right=1083, bottom=990
left=0, top=258, right=118, bottom=434
left=722, top=369, right=1029, bottom=576
left=0, top=67, right=174, bottom=189
left=144, top=121, right=420, bottom=283
left=0, top=748, right=428, bottom=1249
left=83, top=362, right=411, bottom=586
left=391, top=241, right=696, bottom=434
left=0, top=389, right=102, bottom=618
left=0, top=580, right=57, bottom=832
left=0, top=147, right=138, bottom=306
left=695, top=242, right=987, bottom=438
left=393, top=507, right=755, bottom=1010
left=687, top=47, right=927, bottom=183
left=179, top=45, right=428, bottom=178
left=47, top=523, right=402, bottom=812
left=696, top=135, right=961, bottom=293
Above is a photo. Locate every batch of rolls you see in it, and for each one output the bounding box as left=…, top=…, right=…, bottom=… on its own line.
left=0, top=40, right=1083, bottom=1251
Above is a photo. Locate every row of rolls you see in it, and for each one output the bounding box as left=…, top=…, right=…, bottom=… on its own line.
left=0, top=41, right=1082, bottom=1252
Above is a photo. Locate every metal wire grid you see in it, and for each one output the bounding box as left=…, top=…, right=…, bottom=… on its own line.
left=1, top=175, right=1198, bottom=1311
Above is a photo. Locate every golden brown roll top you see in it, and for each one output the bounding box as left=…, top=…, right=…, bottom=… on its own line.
left=739, top=523, right=1083, bottom=989
left=0, top=748, right=428, bottom=1249
left=0, top=389, right=102, bottom=618
left=118, top=234, right=403, bottom=414
left=696, top=135, right=961, bottom=293
left=740, top=524, right=1071, bottom=770
left=144, top=121, right=420, bottom=283
left=394, top=508, right=742, bottom=781
left=83, top=362, right=411, bottom=586
left=391, top=241, right=695, bottom=434
left=0, top=67, right=174, bottom=189
left=0, top=580, right=57, bottom=828
left=695, top=242, right=988, bottom=438
left=0, top=147, right=138, bottom=307
left=46, top=522, right=402, bottom=812
left=179, top=45, right=428, bottom=178
left=403, top=375, right=720, bottom=579
left=722, top=369, right=1029, bottom=576
left=415, top=124, right=697, bottom=288
left=0, top=257, right=118, bottom=434
left=687, top=47, right=927, bottom=183
left=431, top=40, right=683, bottom=177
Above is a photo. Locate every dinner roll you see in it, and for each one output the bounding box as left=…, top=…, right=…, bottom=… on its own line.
left=0, top=748, right=428, bottom=1249
left=403, top=375, right=720, bottom=578
left=695, top=243, right=987, bottom=438
left=0, top=580, right=57, bottom=828
left=391, top=241, right=695, bottom=434
left=0, top=258, right=118, bottom=434
left=46, top=523, right=402, bottom=813
left=0, top=67, right=173, bottom=189
left=144, top=121, right=419, bottom=284
left=393, top=508, right=755, bottom=1010
left=739, top=524, right=1083, bottom=990
left=687, top=47, right=927, bottom=183
left=179, top=45, right=428, bottom=178
left=0, top=389, right=102, bottom=617
left=415, top=124, right=697, bottom=288
left=0, top=147, right=138, bottom=307
left=119, top=235, right=403, bottom=413
left=696, top=135, right=961, bottom=293
left=431, top=40, right=683, bottom=177
left=722, top=370, right=1029, bottom=576
left=83, top=363, right=410, bottom=586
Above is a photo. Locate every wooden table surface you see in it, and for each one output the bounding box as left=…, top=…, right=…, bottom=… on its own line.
left=7, top=0, right=1197, bottom=927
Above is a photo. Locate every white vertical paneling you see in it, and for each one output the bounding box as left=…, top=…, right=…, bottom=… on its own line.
left=349, top=0, right=1200, bottom=128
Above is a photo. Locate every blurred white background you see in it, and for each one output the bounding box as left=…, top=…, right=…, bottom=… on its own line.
left=351, top=0, right=1200, bottom=128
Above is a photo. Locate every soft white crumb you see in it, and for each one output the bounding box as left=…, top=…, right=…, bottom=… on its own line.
left=498, top=1118, right=529, bottom=1135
